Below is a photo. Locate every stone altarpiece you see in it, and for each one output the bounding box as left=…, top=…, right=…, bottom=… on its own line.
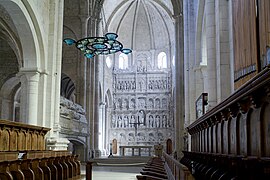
left=109, top=52, right=174, bottom=153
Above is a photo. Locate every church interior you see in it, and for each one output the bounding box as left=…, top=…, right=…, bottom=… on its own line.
left=0, top=0, right=270, bottom=179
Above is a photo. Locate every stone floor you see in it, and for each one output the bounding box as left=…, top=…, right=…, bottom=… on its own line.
left=80, top=164, right=143, bottom=180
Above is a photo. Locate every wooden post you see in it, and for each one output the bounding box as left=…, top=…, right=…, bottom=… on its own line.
left=86, top=162, right=93, bottom=180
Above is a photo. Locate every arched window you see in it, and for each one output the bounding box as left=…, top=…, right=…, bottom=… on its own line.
left=172, top=55, right=175, bottom=66
left=119, top=53, right=128, bottom=69
left=158, top=52, right=167, bottom=69
left=106, top=56, right=112, bottom=68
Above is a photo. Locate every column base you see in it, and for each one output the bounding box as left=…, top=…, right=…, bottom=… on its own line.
left=46, top=137, right=70, bottom=150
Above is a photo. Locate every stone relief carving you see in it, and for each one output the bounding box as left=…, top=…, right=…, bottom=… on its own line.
left=59, top=96, right=88, bottom=136
left=109, top=51, right=174, bottom=146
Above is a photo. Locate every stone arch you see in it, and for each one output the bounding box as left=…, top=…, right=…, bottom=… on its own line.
left=0, top=18, right=23, bottom=68
left=60, top=73, right=75, bottom=101
left=0, top=76, right=20, bottom=120
left=67, top=138, right=87, bottom=162
left=0, top=0, right=44, bottom=69
left=63, top=25, right=78, bottom=40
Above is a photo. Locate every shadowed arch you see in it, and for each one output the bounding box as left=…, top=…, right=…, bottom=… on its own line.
left=61, top=73, right=75, bottom=100
left=0, top=0, right=44, bottom=69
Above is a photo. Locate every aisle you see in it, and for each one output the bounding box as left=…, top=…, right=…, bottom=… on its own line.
left=80, top=164, right=143, bottom=180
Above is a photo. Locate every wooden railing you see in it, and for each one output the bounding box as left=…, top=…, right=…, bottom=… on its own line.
left=181, top=66, right=270, bottom=179
left=163, top=152, right=194, bottom=180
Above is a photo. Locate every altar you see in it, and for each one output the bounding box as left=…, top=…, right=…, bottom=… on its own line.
left=119, top=145, right=152, bottom=156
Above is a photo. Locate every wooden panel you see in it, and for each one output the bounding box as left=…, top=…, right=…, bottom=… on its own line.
left=202, top=129, right=206, bottom=152
left=239, top=113, right=248, bottom=155
left=204, top=129, right=208, bottom=152
left=208, top=127, right=212, bottom=153
left=31, top=132, right=38, bottom=150
left=199, top=131, right=202, bottom=152
left=258, top=0, right=270, bottom=68
left=9, top=130, right=17, bottom=151
left=232, top=0, right=258, bottom=88
left=0, top=128, right=9, bottom=151
left=262, top=102, right=270, bottom=157
left=222, top=121, right=228, bottom=154
left=196, top=132, right=199, bottom=152
left=212, top=125, right=217, bottom=153
left=37, top=133, right=44, bottom=150
left=25, top=132, right=31, bottom=150
left=217, top=123, right=222, bottom=153
left=230, top=117, right=237, bottom=154
left=248, top=108, right=261, bottom=156
left=17, top=130, right=26, bottom=151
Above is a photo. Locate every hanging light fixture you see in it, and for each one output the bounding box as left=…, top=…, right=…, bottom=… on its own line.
left=63, top=32, right=132, bottom=58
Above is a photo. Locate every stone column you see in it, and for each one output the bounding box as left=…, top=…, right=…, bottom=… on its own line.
left=215, top=0, right=231, bottom=103
left=93, top=55, right=101, bottom=157
left=19, top=70, right=40, bottom=125
left=99, top=102, right=106, bottom=155
left=77, top=15, right=89, bottom=108
left=105, top=105, right=111, bottom=154
left=174, top=12, right=185, bottom=159
left=45, top=0, right=70, bottom=151
left=85, top=15, right=101, bottom=157
left=205, top=0, right=217, bottom=109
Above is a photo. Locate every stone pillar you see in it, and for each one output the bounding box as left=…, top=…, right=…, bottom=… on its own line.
left=45, top=0, right=69, bottom=151
left=183, top=0, right=190, bottom=129
left=93, top=56, right=101, bottom=157
left=105, top=106, right=111, bottom=154
left=84, top=15, right=101, bottom=157
left=215, top=0, right=231, bottom=103
left=19, top=70, right=40, bottom=125
left=77, top=16, right=89, bottom=108
left=99, top=103, right=106, bottom=155
left=174, top=11, right=185, bottom=159
left=187, top=0, right=197, bottom=123
left=205, top=0, right=217, bottom=109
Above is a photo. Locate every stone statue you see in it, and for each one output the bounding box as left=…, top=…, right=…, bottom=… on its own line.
left=130, top=115, right=135, bottom=127
left=117, top=116, right=122, bottom=128
left=123, top=115, right=129, bottom=128
left=155, top=115, right=160, bottom=128
left=149, top=115, right=154, bottom=128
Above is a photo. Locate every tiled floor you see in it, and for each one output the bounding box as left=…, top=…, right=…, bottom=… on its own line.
left=80, top=164, right=143, bottom=180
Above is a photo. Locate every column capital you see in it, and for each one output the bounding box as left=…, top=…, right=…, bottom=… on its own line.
left=17, top=69, right=40, bottom=82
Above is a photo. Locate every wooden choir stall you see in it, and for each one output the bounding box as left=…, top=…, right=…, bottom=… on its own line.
left=0, top=119, right=81, bottom=180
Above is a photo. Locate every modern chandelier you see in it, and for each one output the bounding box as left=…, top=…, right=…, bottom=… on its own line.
left=63, top=32, right=132, bottom=58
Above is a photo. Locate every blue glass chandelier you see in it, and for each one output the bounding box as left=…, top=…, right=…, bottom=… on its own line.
left=63, top=32, right=132, bottom=58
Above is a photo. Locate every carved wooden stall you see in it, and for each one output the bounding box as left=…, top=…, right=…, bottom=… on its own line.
left=0, top=119, right=81, bottom=179
left=181, top=67, right=270, bottom=179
